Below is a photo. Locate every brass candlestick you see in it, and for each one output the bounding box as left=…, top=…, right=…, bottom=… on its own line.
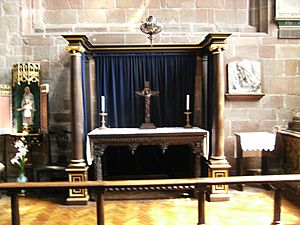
left=99, top=112, right=108, bottom=130
left=184, top=111, right=192, bottom=128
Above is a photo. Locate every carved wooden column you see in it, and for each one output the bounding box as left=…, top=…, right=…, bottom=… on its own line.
left=65, top=44, right=89, bottom=205
left=201, top=33, right=231, bottom=202
left=88, top=57, right=98, bottom=130
left=201, top=55, right=208, bottom=129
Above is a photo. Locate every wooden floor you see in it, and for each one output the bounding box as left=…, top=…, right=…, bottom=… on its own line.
left=0, top=185, right=300, bottom=225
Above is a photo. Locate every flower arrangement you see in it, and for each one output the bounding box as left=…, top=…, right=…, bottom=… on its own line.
left=10, top=137, right=28, bottom=177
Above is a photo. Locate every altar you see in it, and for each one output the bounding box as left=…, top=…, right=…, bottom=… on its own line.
left=87, top=127, right=209, bottom=180
left=63, top=33, right=232, bottom=203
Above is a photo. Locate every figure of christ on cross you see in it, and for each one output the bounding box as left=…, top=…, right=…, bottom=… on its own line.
left=135, top=81, right=159, bottom=129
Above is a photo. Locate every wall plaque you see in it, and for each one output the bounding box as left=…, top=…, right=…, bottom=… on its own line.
left=275, top=0, right=300, bottom=38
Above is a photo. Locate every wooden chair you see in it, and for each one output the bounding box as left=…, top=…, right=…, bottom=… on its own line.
left=33, top=130, right=69, bottom=182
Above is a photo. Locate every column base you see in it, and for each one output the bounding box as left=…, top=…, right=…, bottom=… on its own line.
left=206, top=193, right=231, bottom=202
left=65, top=196, right=90, bottom=205
left=65, top=165, right=89, bottom=205
left=68, top=159, right=87, bottom=167
left=207, top=159, right=231, bottom=202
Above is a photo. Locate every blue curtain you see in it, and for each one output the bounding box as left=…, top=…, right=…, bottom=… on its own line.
left=94, top=52, right=196, bottom=128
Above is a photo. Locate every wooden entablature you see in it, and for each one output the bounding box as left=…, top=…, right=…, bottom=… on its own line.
left=62, top=33, right=231, bottom=54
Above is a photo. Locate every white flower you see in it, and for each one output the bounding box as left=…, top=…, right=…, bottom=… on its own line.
left=18, top=147, right=28, bottom=156
left=16, top=152, right=24, bottom=159
left=14, top=140, right=24, bottom=149
left=11, top=157, right=19, bottom=165
left=11, top=137, right=28, bottom=173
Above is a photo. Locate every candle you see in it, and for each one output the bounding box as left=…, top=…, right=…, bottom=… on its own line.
left=186, top=95, right=190, bottom=111
left=101, top=96, right=105, bottom=112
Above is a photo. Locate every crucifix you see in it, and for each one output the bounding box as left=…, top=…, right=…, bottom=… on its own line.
left=135, top=81, right=159, bottom=129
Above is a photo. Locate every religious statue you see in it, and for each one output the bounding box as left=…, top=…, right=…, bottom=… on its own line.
left=17, top=98, right=34, bottom=126
left=136, top=81, right=159, bottom=129
left=12, top=62, right=41, bottom=133
left=18, top=86, right=35, bottom=126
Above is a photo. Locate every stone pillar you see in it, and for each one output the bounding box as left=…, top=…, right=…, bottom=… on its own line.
left=207, top=44, right=231, bottom=202
left=210, top=46, right=226, bottom=161
left=65, top=45, right=89, bottom=205
left=198, top=33, right=232, bottom=201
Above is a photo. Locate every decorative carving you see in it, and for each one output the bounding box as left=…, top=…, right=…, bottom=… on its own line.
left=193, top=142, right=203, bottom=156
left=12, top=63, right=40, bottom=86
left=0, top=84, right=12, bottom=133
left=208, top=44, right=226, bottom=53
left=12, top=63, right=41, bottom=133
left=65, top=166, right=89, bottom=204
left=209, top=170, right=228, bottom=192
left=140, top=16, right=162, bottom=46
left=94, top=145, right=106, bottom=156
left=93, top=155, right=103, bottom=180
left=0, top=84, right=11, bottom=96
left=91, top=135, right=201, bottom=146
left=65, top=45, right=85, bottom=54
left=227, top=60, right=262, bottom=94
left=128, top=143, right=139, bottom=152
left=40, top=84, right=49, bottom=93
left=160, top=143, right=169, bottom=154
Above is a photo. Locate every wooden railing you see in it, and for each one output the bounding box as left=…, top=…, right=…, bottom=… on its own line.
left=0, top=174, right=300, bottom=225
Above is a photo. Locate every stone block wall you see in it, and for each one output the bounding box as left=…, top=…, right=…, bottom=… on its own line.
left=0, top=0, right=299, bottom=174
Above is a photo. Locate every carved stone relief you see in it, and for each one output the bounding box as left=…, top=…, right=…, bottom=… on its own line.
left=227, top=60, right=261, bottom=94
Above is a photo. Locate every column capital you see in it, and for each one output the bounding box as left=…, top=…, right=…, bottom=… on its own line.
left=208, top=44, right=226, bottom=54
left=66, top=45, right=85, bottom=55
left=200, top=33, right=231, bottom=56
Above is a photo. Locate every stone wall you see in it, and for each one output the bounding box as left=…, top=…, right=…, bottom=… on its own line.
left=0, top=0, right=299, bottom=174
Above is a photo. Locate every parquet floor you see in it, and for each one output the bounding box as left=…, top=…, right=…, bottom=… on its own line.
left=0, top=185, right=299, bottom=225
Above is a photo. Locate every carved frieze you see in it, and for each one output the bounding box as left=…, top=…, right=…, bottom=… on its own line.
left=91, top=135, right=204, bottom=152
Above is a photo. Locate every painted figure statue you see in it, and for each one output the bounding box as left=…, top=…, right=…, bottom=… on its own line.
left=18, top=86, right=35, bottom=126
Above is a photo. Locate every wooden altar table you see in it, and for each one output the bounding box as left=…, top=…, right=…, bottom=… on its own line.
left=87, top=127, right=209, bottom=180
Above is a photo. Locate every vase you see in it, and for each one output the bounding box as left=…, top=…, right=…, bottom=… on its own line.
left=16, top=172, right=28, bottom=196
left=17, top=172, right=28, bottom=182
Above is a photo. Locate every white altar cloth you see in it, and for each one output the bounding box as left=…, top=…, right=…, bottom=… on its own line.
left=86, top=127, right=209, bottom=165
left=234, top=132, right=276, bottom=158
left=88, top=127, right=207, bottom=135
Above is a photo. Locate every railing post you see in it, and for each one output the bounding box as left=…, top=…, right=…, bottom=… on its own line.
left=271, top=187, right=283, bottom=225
left=11, top=192, right=20, bottom=225
left=197, top=186, right=206, bottom=225
left=96, top=189, right=105, bottom=225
